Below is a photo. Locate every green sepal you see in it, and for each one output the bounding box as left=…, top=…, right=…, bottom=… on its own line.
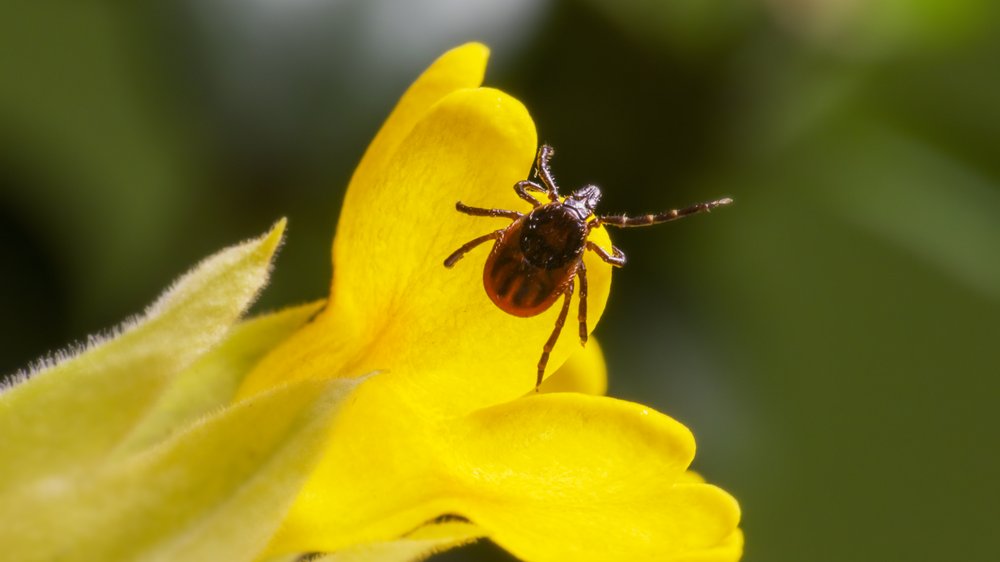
left=294, top=522, right=483, bottom=562
left=116, top=300, right=326, bottom=454
left=0, top=220, right=285, bottom=483
left=0, top=376, right=360, bottom=562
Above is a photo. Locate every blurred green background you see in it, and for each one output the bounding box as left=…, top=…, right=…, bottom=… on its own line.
left=2, top=1, right=998, bottom=560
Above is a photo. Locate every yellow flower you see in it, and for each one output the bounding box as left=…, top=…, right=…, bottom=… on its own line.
left=0, top=40, right=740, bottom=562
left=238, top=43, right=742, bottom=561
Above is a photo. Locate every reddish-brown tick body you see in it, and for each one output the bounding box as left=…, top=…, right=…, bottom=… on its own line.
left=444, top=145, right=732, bottom=390
left=485, top=204, right=588, bottom=318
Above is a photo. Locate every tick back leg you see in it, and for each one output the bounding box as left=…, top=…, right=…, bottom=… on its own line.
left=586, top=240, right=627, bottom=267
left=455, top=201, right=522, bottom=220
left=444, top=230, right=503, bottom=268
left=536, top=279, right=574, bottom=391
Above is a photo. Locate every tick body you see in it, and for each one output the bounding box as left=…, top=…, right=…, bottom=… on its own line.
left=444, top=145, right=732, bottom=390
left=484, top=204, right=588, bottom=317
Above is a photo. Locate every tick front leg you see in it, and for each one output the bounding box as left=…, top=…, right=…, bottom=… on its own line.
left=444, top=230, right=502, bottom=268
left=455, top=201, right=522, bottom=220
left=536, top=278, right=574, bottom=391
left=597, top=197, right=733, bottom=227
left=577, top=261, right=588, bottom=346
left=586, top=240, right=627, bottom=267
left=514, top=180, right=548, bottom=207
left=534, top=144, right=560, bottom=200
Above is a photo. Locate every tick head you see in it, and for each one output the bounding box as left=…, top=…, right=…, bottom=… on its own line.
left=566, top=184, right=602, bottom=218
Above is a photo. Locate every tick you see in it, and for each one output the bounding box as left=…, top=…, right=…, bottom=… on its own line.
left=444, top=145, right=732, bottom=390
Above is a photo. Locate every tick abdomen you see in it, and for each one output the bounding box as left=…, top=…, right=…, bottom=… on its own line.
left=483, top=219, right=573, bottom=318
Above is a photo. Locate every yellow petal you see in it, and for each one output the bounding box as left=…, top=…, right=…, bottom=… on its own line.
left=241, top=87, right=615, bottom=414
left=266, top=390, right=449, bottom=554
left=537, top=337, right=608, bottom=395
left=267, top=392, right=738, bottom=561
left=670, top=474, right=744, bottom=562
left=344, top=42, right=489, bottom=224
left=451, top=394, right=741, bottom=562
left=673, top=529, right=744, bottom=562
left=678, top=471, right=707, bottom=484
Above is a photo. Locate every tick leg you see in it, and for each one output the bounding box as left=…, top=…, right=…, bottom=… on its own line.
left=444, top=230, right=502, bottom=268
left=597, top=197, right=733, bottom=227
left=586, top=240, right=627, bottom=267
left=536, top=279, right=574, bottom=391
left=534, top=144, right=560, bottom=201
left=455, top=201, right=522, bottom=220
left=577, top=262, right=588, bottom=346
left=514, top=180, right=547, bottom=207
